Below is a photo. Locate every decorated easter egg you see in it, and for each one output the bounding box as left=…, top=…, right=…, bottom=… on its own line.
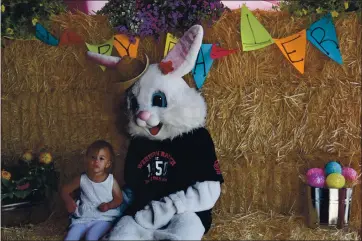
left=342, top=167, right=358, bottom=182
left=306, top=168, right=324, bottom=177
left=325, top=161, right=342, bottom=175
left=307, top=173, right=325, bottom=188
left=326, top=173, right=345, bottom=188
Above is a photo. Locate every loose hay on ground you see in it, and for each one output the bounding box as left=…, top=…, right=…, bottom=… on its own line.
left=1, top=211, right=360, bottom=240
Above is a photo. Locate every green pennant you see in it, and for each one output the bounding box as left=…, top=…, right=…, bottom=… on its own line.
left=240, top=5, right=274, bottom=51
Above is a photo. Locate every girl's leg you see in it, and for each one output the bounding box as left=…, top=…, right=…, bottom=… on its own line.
left=64, top=223, right=88, bottom=241
left=85, top=221, right=112, bottom=241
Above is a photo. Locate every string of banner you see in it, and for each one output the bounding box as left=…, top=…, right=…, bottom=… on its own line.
left=35, top=5, right=343, bottom=89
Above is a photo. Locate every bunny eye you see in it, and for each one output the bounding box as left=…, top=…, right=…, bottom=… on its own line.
left=152, top=91, right=167, bottom=108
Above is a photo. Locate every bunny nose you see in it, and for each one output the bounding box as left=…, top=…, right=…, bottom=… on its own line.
left=137, top=111, right=151, bottom=121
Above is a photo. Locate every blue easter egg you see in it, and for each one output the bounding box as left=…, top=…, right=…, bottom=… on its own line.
left=325, top=161, right=342, bottom=175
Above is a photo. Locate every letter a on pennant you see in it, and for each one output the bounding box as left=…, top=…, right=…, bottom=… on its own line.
left=273, top=29, right=307, bottom=74
left=85, top=38, right=114, bottom=71
left=113, top=34, right=140, bottom=58
left=240, top=5, right=274, bottom=51
left=307, top=13, right=343, bottom=65
left=164, top=33, right=179, bottom=57
left=192, top=44, right=214, bottom=89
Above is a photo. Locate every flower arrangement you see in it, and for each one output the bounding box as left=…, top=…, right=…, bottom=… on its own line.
left=1, top=147, right=59, bottom=205
left=1, top=0, right=66, bottom=40
left=278, top=0, right=361, bottom=18
left=98, top=0, right=228, bottom=40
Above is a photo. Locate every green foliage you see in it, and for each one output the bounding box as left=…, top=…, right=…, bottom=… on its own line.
left=278, top=0, right=361, bottom=17
left=1, top=0, right=66, bottom=39
left=1, top=156, right=59, bottom=204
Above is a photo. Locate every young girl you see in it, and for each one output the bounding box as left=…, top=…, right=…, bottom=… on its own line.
left=61, top=140, right=130, bottom=241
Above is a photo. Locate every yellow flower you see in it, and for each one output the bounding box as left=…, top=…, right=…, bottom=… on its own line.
left=2, top=170, right=11, bottom=180
left=39, top=152, right=52, bottom=164
left=32, top=18, right=38, bottom=26
left=1, top=4, right=5, bottom=12
left=331, top=10, right=339, bottom=18
left=316, top=7, right=323, bottom=14
left=22, top=149, right=34, bottom=162
left=39, top=3, right=43, bottom=6
left=302, top=8, right=308, bottom=15
left=344, top=1, right=349, bottom=9
left=6, top=28, right=14, bottom=35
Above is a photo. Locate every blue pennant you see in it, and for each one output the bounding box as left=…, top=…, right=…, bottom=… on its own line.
left=35, top=23, right=59, bottom=46
left=191, top=44, right=214, bottom=89
left=307, top=13, right=343, bottom=65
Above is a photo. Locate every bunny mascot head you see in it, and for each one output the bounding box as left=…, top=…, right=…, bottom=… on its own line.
left=125, top=25, right=207, bottom=141
left=108, top=25, right=224, bottom=241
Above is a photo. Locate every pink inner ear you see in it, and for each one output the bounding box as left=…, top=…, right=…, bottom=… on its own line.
left=163, top=31, right=197, bottom=72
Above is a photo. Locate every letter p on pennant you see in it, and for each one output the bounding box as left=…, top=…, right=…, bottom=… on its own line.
left=273, top=29, right=307, bottom=74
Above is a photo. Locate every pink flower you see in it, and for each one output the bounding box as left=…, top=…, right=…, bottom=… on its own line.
left=17, top=182, right=30, bottom=190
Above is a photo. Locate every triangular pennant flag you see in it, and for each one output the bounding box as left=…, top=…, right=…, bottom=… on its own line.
left=85, top=38, right=114, bottom=71
left=240, top=5, right=274, bottom=51
left=273, top=29, right=307, bottom=74
left=307, top=13, right=343, bottom=65
left=59, top=30, right=83, bottom=46
left=35, top=23, right=59, bottom=46
left=210, top=44, right=238, bottom=59
left=113, top=34, right=140, bottom=58
left=192, top=44, right=214, bottom=89
left=164, top=33, right=179, bottom=57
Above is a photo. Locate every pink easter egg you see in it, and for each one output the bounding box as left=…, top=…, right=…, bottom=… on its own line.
left=306, top=168, right=324, bottom=177
left=307, top=173, right=325, bottom=188
left=342, top=167, right=358, bottom=182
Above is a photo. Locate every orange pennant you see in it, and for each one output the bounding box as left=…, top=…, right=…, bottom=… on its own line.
left=59, top=30, right=83, bottom=45
left=113, top=34, right=140, bottom=58
left=273, top=29, right=306, bottom=74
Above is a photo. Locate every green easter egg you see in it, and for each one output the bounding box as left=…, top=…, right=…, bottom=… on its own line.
left=326, top=173, right=345, bottom=188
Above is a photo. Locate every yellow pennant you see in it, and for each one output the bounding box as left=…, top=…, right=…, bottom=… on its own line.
left=164, top=33, right=179, bottom=57
left=240, top=5, right=274, bottom=51
left=273, top=29, right=307, bottom=74
left=113, top=34, right=140, bottom=58
left=85, top=38, right=114, bottom=71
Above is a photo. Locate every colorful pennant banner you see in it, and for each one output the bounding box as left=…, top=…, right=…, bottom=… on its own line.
left=192, top=44, right=215, bottom=89
left=240, top=5, right=274, bottom=51
left=274, top=29, right=307, bottom=74
left=85, top=38, right=114, bottom=71
left=210, top=44, right=238, bottom=59
left=114, top=34, right=140, bottom=58
left=35, top=23, right=59, bottom=46
left=59, top=30, right=83, bottom=46
left=306, top=13, right=343, bottom=65
left=164, top=33, right=179, bottom=57
left=32, top=5, right=345, bottom=89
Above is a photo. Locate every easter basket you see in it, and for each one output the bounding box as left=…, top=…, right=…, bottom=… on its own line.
left=302, top=161, right=360, bottom=229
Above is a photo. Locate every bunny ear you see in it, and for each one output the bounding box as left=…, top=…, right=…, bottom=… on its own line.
left=160, top=25, right=203, bottom=77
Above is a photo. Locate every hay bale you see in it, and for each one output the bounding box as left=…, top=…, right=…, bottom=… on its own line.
left=1, top=9, right=361, bottom=233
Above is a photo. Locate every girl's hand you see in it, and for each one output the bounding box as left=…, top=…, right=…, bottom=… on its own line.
left=98, top=202, right=110, bottom=212
left=66, top=199, right=77, bottom=213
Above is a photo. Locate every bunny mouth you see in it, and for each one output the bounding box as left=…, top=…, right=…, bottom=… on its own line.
left=148, top=123, right=163, bottom=136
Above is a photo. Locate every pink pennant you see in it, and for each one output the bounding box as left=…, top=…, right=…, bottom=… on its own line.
left=210, top=44, right=238, bottom=59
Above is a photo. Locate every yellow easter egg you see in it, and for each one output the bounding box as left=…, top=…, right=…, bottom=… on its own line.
left=326, top=173, right=345, bottom=188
